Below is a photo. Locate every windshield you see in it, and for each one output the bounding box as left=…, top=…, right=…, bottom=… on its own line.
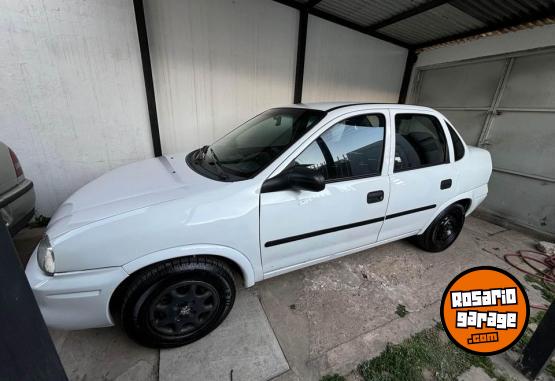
left=187, top=108, right=326, bottom=181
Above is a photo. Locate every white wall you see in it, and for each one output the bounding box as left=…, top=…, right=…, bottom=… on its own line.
left=303, top=16, right=407, bottom=103
left=145, top=0, right=299, bottom=154
left=0, top=0, right=153, bottom=216
left=0, top=0, right=411, bottom=216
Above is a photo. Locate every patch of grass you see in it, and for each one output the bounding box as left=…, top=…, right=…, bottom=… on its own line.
left=395, top=304, right=408, bottom=318
left=524, top=274, right=554, bottom=303
left=530, top=310, right=546, bottom=324
left=357, top=325, right=507, bottom=381
left=28, top=215, right=50, bottom=228
left=514, top=330, right=531, bottom=353
left=513, top=310, right=555, bottom=377
left=320, top=374, right=346, bottom=381
left=517, top=274, right=554, bottom=376
left=546, top=362, right=555, bottom=377
left=514, top=311, right=545, bottom=353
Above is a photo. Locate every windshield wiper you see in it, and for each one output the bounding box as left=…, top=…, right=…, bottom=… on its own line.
left=193, top=145, right=209, bottom=162
left=209, top=147, right=222, bottom=164
left=208, top=147, right=229, bottom=180
left=194, top=145, right=209, bottom=161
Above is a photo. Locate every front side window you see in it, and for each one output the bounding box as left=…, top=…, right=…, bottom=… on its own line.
left=394, top=114, right=448, bottom=172
left=290, top=114, right=386, bottom=181
left=187, top=108, right=326, bottom=180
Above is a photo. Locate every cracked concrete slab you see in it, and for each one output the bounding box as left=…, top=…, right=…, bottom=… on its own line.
left=159, top=289, right=288, bottom=381
left=49, top=327, right=159, bottom=381
left=258, top=217, right=546, bottom=380
left=314, top=300, right=441, bottom=376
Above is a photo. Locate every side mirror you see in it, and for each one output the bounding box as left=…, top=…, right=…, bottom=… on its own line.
left=261, top=166, right=325, bottom=193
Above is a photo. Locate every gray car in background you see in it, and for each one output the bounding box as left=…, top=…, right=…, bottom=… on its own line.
left=0, top=141, right=35, bottom=235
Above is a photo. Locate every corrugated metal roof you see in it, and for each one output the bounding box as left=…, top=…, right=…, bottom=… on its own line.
left=419, top=17, right=555, bottom=50
left=276, top=0, right=555, bottom=48
left=450, top=0, right=555, bottom=24
left=313, top=0, right=430, bottom=26
left=377, top=3, right=486, bottom=45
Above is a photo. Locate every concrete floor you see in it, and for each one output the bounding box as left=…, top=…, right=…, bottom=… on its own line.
left=14, top=216, right=548, bottom=381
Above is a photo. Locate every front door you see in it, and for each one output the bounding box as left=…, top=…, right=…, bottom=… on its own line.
left=379, top=111, right=455, bottom=241
left=260, top=111, right=391, bottom=276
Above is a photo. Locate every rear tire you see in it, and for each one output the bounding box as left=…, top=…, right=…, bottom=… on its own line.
left=115, top=257, right=235, bottom=348
left=414, top=204, right=465, bottom=252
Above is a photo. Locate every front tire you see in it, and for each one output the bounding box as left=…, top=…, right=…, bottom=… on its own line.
left=414, top=204, right=465, bottom=252
left=115, top=257, right=236, bottom=348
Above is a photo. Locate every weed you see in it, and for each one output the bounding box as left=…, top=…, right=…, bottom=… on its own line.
left=513, top=310, right=554, bottom=378
left=524, top=275, right=554, bottom=303
left=546, top=362, right=555, bottom=377
left=357, top=325, right=507, bottom=381
left=28, top=215, right=50, bottom=228
left=396, top=304, right=408, bottom=318
left=320, top=374, right=346, bottom=381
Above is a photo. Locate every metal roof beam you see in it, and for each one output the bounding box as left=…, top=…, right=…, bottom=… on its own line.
left=306, top=0, right=323, bottom=8
left=272, top=0, right=411, bottom=48
left=134, top=0, right=162, bottom=157
left=398, top=50, right=417, bottom=104
left=294, top=10, right=308, bottom=103
left=366, top=0, right=451, bottom=31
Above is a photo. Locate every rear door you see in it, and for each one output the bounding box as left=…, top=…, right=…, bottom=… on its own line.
left=378, top=110, right=455, bottom=241
left=260, top=111, right=391, bottom=275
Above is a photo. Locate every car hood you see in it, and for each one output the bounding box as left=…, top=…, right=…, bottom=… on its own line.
left=47, top=154, right=223, bottom=239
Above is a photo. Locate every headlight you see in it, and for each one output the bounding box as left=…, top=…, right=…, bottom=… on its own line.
left=37, top=235, right=55, bottom=275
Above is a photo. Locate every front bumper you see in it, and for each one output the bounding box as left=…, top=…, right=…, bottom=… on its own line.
left=25, top=247, right=128, bottom=330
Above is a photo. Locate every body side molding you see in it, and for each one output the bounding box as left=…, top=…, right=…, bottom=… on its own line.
left=385, top=204, right=436, bottom=220
left=265, top=204, right=437, bottom=247
left=265, top=217, right=384, bottom=247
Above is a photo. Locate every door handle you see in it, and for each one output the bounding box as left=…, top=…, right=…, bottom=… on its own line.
left=440, top=179, right=452, bottom=190
left=367, top=190, right=384, bottom=204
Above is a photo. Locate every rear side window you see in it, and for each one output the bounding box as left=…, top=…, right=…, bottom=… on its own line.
left=394, top=114, right=448, bottom=172
left=446, top=121, right=465, bottom=161
left=291, top=114, right=386, bottom=181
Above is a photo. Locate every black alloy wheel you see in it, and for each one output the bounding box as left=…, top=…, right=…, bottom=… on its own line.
left=414, top=203, right=465, bottom=252
left=113, top=256, right=236, bottom=348
left=432, top=214, right=459, bottom=247
left=148, top=280, right=220, bottom=336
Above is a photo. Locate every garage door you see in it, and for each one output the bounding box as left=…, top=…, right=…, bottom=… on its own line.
left=412, top=49, right=555, bottom=238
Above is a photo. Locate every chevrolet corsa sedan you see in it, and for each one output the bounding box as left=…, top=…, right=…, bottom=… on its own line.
left=26, top=103, right=492, bottom=347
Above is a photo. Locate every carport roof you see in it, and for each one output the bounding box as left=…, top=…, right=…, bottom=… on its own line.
left=273, top=0, right=555, bottom=49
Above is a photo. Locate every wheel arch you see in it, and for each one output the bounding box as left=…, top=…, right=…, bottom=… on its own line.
left=108, top=245, right=256, bottom=326
left=419, top=196, right=472, bottom=234
left=457, top=198, right=472, bottom=213
left=122, top=245, right=257, bottom=287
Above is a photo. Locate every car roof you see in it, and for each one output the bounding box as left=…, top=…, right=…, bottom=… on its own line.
left=283, top=102, right=436, bottom=113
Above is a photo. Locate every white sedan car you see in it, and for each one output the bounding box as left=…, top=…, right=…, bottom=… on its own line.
left=26, top=103, right=492, bottom=347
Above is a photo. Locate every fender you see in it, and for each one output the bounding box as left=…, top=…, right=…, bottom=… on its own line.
left=122, top=244, right=258, bottom=287
left=418, top=188, right=480, bottom=234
